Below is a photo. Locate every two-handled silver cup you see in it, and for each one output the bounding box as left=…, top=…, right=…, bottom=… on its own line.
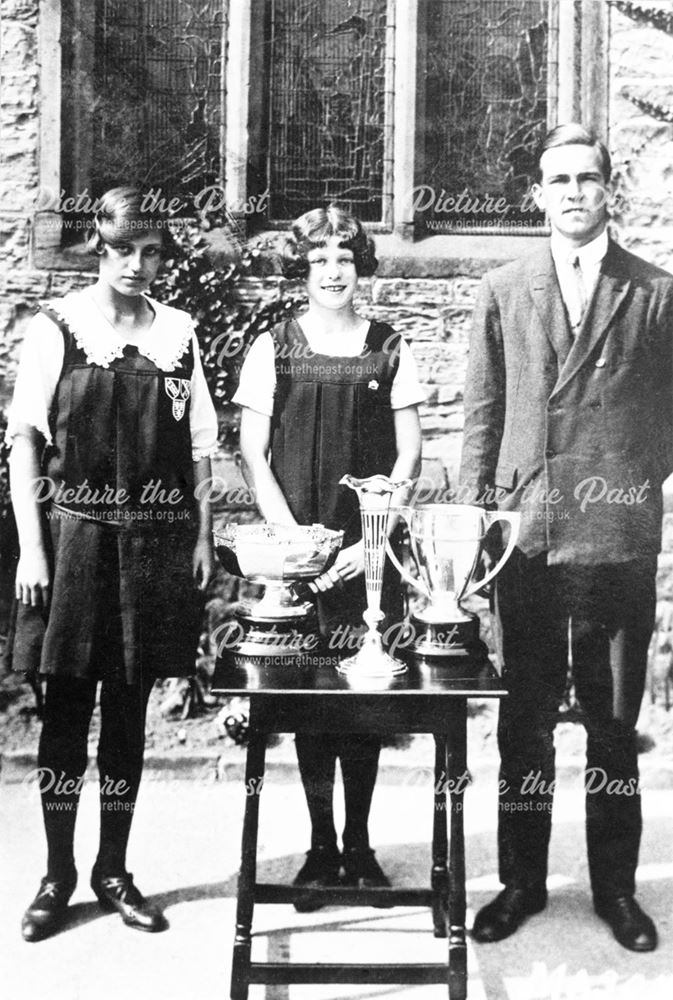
left=386, top=504, right=520, bottom=657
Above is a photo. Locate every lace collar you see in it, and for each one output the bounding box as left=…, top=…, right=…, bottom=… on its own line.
left=47, top=290, right=194, bottom=371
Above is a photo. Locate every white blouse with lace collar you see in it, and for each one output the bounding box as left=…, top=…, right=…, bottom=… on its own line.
left=7, top=289, right=218, bottom=460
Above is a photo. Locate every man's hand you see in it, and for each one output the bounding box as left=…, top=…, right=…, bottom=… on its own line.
left=15, top=545, right=50, bottom=607
left=471, top=523, right=503, bottom=597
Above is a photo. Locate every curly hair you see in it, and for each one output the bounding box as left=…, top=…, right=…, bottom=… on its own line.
left=280, top=204, right=378, bottom=279
left=87, top=186, right=177, bottom=257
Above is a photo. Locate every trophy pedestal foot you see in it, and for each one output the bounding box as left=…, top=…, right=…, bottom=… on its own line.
left=336, top=630, right=407, bottom=688
left=231, top=608, right=319, bottom=661
left=410, top=610, right=480, bottom=658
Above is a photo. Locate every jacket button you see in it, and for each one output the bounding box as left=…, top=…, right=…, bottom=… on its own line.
left=589, top=400, right=601, bottom=409
left=545, top=449, right=556, bottom=459
left=595, top=357, right=606, bottom=368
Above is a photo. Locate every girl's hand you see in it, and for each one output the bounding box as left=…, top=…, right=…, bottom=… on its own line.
left=15, top=546, right=50, bottom=607
left=193, top=536, right=214, bottom=591
left=314, top=541, right=365, bottom=590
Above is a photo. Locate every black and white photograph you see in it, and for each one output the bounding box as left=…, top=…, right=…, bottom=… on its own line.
left=1, top=1, right=672, bottom=998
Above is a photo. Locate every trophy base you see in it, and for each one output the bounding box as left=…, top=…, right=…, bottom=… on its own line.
left=409, top=610, right=481, bottom=658
left=239, top=579, right=315, bottom=621
left=231, top=607, right=319, bottom=661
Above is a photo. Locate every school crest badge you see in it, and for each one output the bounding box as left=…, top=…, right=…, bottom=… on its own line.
left=164, top=377, right=191, bottom=420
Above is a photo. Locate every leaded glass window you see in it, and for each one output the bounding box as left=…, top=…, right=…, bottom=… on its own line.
left=60, top=0, right=225, bottom=208
left=265, top=0, right=390, bottom=222
left=418, top=0, right=552, bottom=233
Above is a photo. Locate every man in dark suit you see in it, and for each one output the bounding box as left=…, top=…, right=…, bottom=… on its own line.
left=459, top=124, right=673, bottom=952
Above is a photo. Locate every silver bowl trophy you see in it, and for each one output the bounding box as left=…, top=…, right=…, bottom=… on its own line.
left=385, top=503, right=520, bottom=659
left=214, top=522, right=343, bottom=660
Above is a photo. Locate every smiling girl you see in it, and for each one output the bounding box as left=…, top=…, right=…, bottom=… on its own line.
left=234, top=205, right=423, bottom=907
left=8, top=187, right=218, bottom=941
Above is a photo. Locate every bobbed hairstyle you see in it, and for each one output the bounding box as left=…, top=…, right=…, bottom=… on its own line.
left=537, top=124, right=612, bottom=183
left=87, top=186, right=177, bottom=257
left=281, top=204, right=378, bottom=279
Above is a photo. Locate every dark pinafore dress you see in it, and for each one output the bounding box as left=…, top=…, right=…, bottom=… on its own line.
left=13, top=305, right=203, bottom=684
left=270, top=318, right=404, bottom=642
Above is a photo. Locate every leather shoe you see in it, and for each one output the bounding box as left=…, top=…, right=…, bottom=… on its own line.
left=22, top=874, right=77, bottom=942
left=594, top=895, right=657, bottom=952
left=91, top=871, right=166, bottom=932
left=292, top=846, right=341, bottom=913
left=472, top=885, right=547, bottom=943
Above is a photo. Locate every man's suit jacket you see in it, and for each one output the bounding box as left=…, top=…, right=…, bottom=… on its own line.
left=459, top=238, right=673, bottom=564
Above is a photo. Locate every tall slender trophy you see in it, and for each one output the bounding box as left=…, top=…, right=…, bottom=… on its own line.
left=385, top=504, right=520, bottom=658
left=337, top=474, right=411, bottom=680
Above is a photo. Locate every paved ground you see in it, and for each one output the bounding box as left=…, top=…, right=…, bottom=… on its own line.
left=1, top=747, right=672, bottom=1000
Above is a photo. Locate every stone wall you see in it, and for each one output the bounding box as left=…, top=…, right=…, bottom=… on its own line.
left=609, top=0, right=673, bottom=269
left=0, top=0, right=39, bottom=404
left=0, top=1, right=95, bottom=410
left=607, top=0, right=673, bottom=638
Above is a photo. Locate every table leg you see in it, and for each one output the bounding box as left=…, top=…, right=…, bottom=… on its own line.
left=447, top=698, right=468, bottom=1000
left=230, top=727, right=267, bottom=1000
left=431, top=734, right=449, bottom=939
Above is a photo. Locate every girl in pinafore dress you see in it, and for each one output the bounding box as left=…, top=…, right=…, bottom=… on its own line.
left=234, top=206, right=423, bottom=908
left=8, top=188, right=218, bottom=941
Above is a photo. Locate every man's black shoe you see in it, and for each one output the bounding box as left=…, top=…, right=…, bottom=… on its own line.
left=91, top=871, right=166, bottom=932
left=292, top=846, right=341, bottom=913
left=342, top=848, right=393, bottom=907
left=21, top=874, right=77, bottom=942
left=472, top=885, right=547, bottom=943
left=594, top=895, right=657, bottom=952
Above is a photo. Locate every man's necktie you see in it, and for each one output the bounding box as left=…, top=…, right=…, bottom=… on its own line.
left=569, top=254, right=587, bottom=331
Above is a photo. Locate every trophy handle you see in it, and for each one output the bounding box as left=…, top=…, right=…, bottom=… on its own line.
left=384, top=507, right=432, bottom=600
left=461, top=511, right=521, bottom=600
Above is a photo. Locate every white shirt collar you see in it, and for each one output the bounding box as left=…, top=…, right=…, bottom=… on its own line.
left=550, top=228, right=609, bottom=269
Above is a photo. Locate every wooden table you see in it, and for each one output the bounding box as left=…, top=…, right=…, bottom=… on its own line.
left=212, top=651, right=506, bottom=1000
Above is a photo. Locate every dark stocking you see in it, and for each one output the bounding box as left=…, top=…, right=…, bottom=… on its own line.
left=294, top=733, right=338, bottom=851
left=93, top=673, right=154, bottom=877
left=338, top=735, right=381, bottom=852
left=38, top=677, right=97, bottom=881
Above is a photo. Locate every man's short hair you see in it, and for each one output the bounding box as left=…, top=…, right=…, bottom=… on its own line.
left=538, top=124, right=611, bottom=183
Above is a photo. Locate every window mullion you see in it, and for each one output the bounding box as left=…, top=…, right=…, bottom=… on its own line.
left=34, top=0, right=63, bottom=256
left=225, top=0, right=252, bottom=229
left=392, top=0, right=418, bottom=240
left=581, top=0, right=609, bottom=138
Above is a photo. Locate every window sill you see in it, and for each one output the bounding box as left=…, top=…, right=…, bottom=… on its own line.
left=372, top=233, right=549, bottom=278
left=31, top=219, right=549, bottom=281
left=32, top=242, right=97, bottom=274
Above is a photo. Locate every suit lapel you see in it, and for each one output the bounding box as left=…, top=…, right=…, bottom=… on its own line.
left=528, top=247, right=574, bottom=366
left=551, top=240, right=631, bottom=397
